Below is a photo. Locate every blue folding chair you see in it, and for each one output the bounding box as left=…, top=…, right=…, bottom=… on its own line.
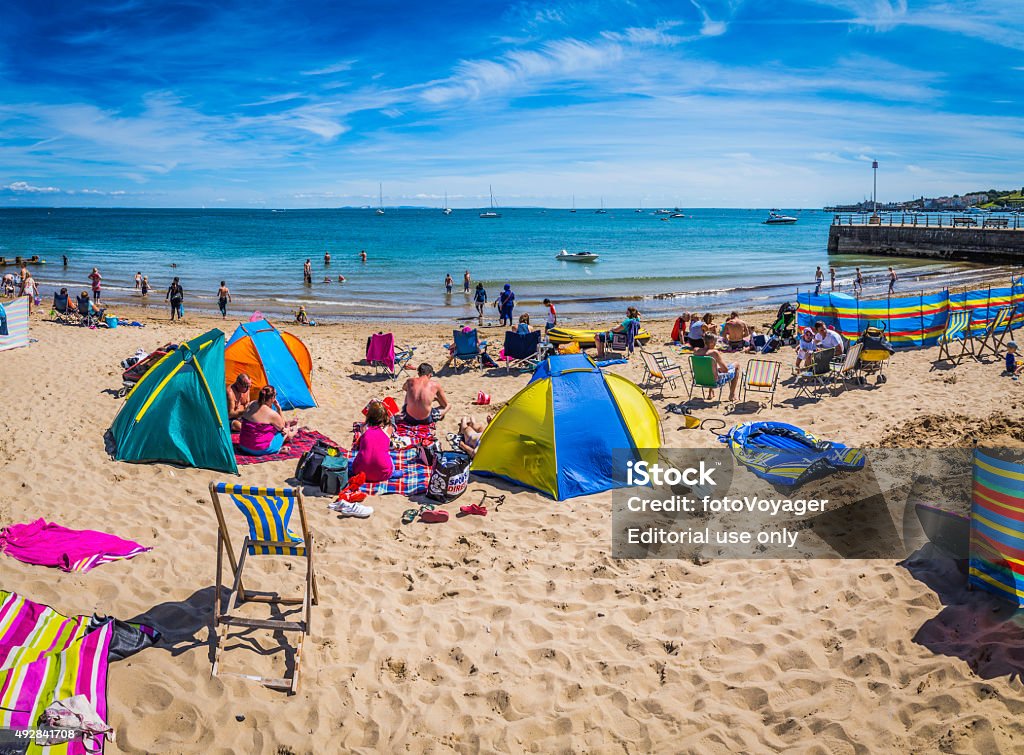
left=446, top=328, right=489, bottom=370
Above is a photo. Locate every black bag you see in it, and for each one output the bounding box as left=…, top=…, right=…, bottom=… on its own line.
left=295, top=440, right=338, bottom=486
left=426, top=451, right=472, bottom=502
left=320, top=469, right=345, bottom=496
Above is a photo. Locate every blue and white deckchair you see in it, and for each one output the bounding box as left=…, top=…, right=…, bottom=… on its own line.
left=209, top=482, right=318, bottom=693
left=934, top=309, right=973, bottom=366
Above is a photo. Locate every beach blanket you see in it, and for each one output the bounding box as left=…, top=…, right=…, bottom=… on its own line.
left=345, top=423, right=434, bottom=496
left=0, top=519, right=151, bottom=573
left=234, top=428, right=341, bottom=466
left=0, top=591, right=114, bottom=755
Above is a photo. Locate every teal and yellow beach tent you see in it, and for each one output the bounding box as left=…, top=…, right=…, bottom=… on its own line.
left=473, top=354, right=660, bottom=500
left=225, top=320, right=316, bottom=411
left=110, top=329, right=238, bottom=474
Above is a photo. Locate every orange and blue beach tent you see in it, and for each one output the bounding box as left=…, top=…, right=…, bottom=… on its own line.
left=797, top=279, right=1024, bottom=349
left=225, top=319, right=315, bottom=410
left=969, top=449, right=1024, bottom=607
left=109, top=329, right=238, bottom=474
left=472, top=354, right=660, bottom=500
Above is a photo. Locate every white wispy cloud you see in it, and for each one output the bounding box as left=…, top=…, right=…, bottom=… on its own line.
left=241, top=92, right=305, bottom=107
left=420, top=38, right=624, bottom=105
left=2, top=181, right=60, bottom=193
left=690, top=0, right=729, bottom=37
left=300, top=60, right=356, bottom=76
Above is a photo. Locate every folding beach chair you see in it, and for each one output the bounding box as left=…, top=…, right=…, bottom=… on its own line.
left=366, top=332, right=414, bottom=380
left=50, top=292, right=77, bottom=325
left=76, top=294, right=95, bottom=327
left=829, top=342, right=863, bottom=392
left=974, top=305, right=1014, bottom=360
left=794, top=347, right=836, bottom=399
left=933, top=310, right=973, bottom=367
left=740, top=359, right=782, bottom=407
left=610, top=319, right=641, bottom=356
left=445, top=328, right=489, bottom=371
left=687, top=355, right=725, bottom=404
left=502, top=330, right=542, bottom=374
left=640, top=348, right=684, bottom=396
left=209, top=482, right=319, bottom=694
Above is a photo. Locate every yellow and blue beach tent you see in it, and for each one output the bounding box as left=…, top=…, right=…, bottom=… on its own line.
left=110, top=329, right=238, bottom=474
left=225, top=320, right=315, bottom=410
left=473, top=354, right=660, bottom=500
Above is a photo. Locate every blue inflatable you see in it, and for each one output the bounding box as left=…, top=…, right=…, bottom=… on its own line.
left=721, top=421, right=864, bottom=487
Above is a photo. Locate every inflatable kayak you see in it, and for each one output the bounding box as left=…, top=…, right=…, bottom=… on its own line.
left=722, top=421, right=864, bottom=487
left=546, top=326, right=652, bottom=348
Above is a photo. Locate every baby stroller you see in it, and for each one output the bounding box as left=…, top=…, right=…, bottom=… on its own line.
left=118, top=343, right=178, bottom=397
left=856, top=323, right=893, bottom=384
left=766, top=302, right=797, bottom=345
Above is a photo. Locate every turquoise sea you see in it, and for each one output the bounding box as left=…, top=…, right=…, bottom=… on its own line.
left=0, top=207, right=995, bottom=321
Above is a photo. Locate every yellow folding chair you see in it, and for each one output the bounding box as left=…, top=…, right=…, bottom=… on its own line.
left=209, top=482, right=319, bottom=693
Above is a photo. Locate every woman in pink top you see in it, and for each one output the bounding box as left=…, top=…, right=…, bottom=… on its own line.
left=238, top=386, right=298, bottom=455
left=351, top=401, right=395, bottom=482
left=88, top=267, right=102, bottom=302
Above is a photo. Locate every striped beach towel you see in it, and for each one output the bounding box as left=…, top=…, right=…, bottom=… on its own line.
left=0, top=591, right=113, bottom=754
left=344, top=426, right=433, bottom=497
left=0, top=519, right=151, bottom=573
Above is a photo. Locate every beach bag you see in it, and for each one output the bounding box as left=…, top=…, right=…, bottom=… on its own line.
left=295, top=440, right=338, bottom=485
left=426, top=451, right=472, bottom=502
left=319, top=469, right=346, bottom=496
left=760, top=335, right=781, bottom=354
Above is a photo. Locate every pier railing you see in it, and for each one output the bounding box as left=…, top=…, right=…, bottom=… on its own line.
left=832, top=213, right=1022, bottom=230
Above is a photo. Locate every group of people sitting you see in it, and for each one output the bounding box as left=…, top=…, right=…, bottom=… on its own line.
left=794, top=320, right=844, bottom=370
left=676, top=311, right=764, bottom=353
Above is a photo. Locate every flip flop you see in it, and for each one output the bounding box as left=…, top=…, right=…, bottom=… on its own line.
left=419, top=509, right=449, bottom=523
left=459, top=504, right=487, bottom=516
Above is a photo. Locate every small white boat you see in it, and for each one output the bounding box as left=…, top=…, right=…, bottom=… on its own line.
left=443, top=191, right=452, bottom=215
left=655, top=208, right=672, bottom=215
left=763, top=210, right=797, bottom=224
left=375, top=182, right=385, bottom=215
left=595, top=198, right=607, bottom=214
left=480, top=185, right=501, bottom=218
left=556, top=249, right=599, bottom=262
left=670, top=212, right=684, bottom=218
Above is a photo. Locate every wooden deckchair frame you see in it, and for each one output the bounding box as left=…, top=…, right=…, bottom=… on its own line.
left=974, top=305, right=1014, bottom=360
left=934, top=309, right=974, bottom=367
left=639, top=348, right=684, bottom=396
left=209, top=482, right=319, bottom=694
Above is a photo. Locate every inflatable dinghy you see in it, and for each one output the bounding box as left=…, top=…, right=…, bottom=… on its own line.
left=722, top=421, right=865, bottom=487
left=545, top=326, right=651, bottom=348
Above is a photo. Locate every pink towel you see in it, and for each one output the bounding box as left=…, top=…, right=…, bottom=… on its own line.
left=366, top=332, right=396, bottom=373
left=0, top=519, right=151, bottom=573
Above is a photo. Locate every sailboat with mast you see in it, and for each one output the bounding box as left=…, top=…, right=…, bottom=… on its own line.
left=595, top=198, right=607, bottom=214
left=479, top=185, right=501, bottom=218
left=443, top=191, right=452, bottom=215
left=570, top=195, right=576, bottom=213
left=375, top=183, right=384, bottom=215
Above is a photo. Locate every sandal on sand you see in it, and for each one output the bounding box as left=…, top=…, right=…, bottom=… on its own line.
left=419, top=509, right=449, bottom=523
left=401, top=502, right=438, bottom=524
left=459, top=504, right=487, bottom=516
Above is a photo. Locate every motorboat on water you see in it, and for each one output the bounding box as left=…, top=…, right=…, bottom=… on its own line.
left=655, top=208, right=672, bottom=215
left=555, top=249, right=599, bottom=262
left=763, top=210, right=797, bottom=224
left=670, top=212, right=685, bottom=218
left=480, top=185, right=501, bottom=218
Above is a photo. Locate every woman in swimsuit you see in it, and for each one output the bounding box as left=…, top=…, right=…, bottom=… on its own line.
left=237, top=386, right=298, bottom=455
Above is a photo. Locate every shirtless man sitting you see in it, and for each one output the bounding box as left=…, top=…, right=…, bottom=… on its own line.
left=695, top=334, right=740, bottom=401
left=401, top=363, right=450, bottom=425
left=722, top=312, right=751, bottom=351
left=227, top=373, right=253, bottom=431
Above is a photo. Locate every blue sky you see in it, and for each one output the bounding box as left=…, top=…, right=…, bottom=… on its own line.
left=1, top=0, right=1021, bottom=208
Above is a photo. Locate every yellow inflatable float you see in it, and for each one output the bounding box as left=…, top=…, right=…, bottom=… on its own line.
left=545, top=326, right=652, bottom=349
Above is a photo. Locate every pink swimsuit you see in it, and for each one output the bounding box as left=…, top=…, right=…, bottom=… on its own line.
left=239, top=420, right=277, bottom=451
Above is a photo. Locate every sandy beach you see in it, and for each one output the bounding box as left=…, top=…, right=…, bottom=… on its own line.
left=3, top=301, right=1024, bottom=754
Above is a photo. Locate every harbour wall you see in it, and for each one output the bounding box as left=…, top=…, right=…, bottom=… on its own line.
left=828, top=224, right=1024, bottom=262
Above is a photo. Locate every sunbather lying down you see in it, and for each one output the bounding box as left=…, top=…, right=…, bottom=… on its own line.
left=237, top=385, right=300, bottom=455
left=456, top=414, right=493, bottom=457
